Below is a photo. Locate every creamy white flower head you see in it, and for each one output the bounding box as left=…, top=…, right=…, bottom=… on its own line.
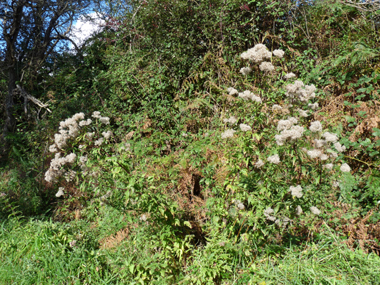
left=288, top=125, right=305, bottom=139
left=238, top=90, right=254, bottom=100
left=275, top=134, right=286, bottom=146
left=264, top=207, right=276, bottom=221
left=286, top=80, right=304, bottom=94
left=286, top=80, right=316, bottom=102
left=251, top=94, right=262, bottom=103
left=334, top=142, right=346, bottom=152
left=340, top=163, right=351, bottom=172
left=323, top=163, right=333, bottom=170
left=102, top=131, right=113, bottom=139
left=308, top=103, right=319, bottom=110
left=227, top=87, right=238, bottom=96
left=309, top=121, right=322, bottom=133
left=307, top=149, right=322, bottom=159
left=273, top=49, right=285, bottom=58
left=92, top=111, right=101, bottom=118
left=79, top=118, right=92, bottom=127
left=288, top=117, right=298, bottom=125
left=264, top=207, right=274, bottom=215
left=223, top=116, right=238, bottom=124
left=314, top=139, right=327, bottom=148
left=320, top=154, right=329, bottom=161
left=323, top=132, right=339, bottom=143
left=79, top=155, right=88, bottom=164
left=298, top=109, right=309, bottom=117
left=72, top=112, right=85, bottom=121
left=284, top=72, right=296, bottom=79
left=277, top=119, right=293, bottom=131
left=332, top=181, right=340, bottom=188
left=240, top=124, right=252, bottom=132
left=49, top=144, right=57, bottom=153
left=56, top=187, right=64, bottom=198
left=241, top=44, right=272, bottom=63
left=100, top=117, right=110, bottom=125
left=95, top=138, right=104, bottom=146
left=272, top=104, right=283, bottom=111
left=310, top=206, right=321, bottom=215
left=259, top=61, right=275, bottom=72
left=237, top=203, right=245, bottom=210
left=86, top=132, right=95, bottom=139
left=68, top=125, right=79, bottom=138
left=240, top=66, right=252, bottom=76
left=289, top=185, right=303, bottom=198
left=255, top=159, right=265, bottom=168
left=276, top=125, right=305, bottom=145
left=65, top=153, right=77, bottom=164
left=329, top=150, right=338, bottom=158
left=296, top=206, right=303, bottom=215
left=221, top=129, right=236, bottom=139
left=268, top=154, right=280, bottom=164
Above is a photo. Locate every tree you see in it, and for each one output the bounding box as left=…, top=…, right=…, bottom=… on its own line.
left=0, top=0, right=91, bottom=145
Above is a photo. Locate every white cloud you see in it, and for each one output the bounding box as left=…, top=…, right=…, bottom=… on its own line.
left=70, top=13, right=105, bottom=47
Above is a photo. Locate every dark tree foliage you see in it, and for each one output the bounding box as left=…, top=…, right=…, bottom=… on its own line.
left=0, top=0, right=91, bottom=145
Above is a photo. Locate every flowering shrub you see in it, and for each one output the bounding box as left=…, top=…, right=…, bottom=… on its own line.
left=217, top=44, right=352, bottom=242
left=45, top=111, right=112, bottom=198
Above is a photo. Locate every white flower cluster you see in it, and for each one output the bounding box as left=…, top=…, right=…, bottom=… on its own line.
left=323, top=163, right=333, bottom=170
left=275, top=117, right=304, bottom=145
left=310, top=206, right=321, bottom=215
left=241, top=44, right=272, bottom=63
left=92, top=111, right=101, bottom=118
left=289, top=185, right=303, bottom=198
left=102, top=131, right=113, bottom=139
left=239, top=124, right=251, bottom=132
left=227, top=87, right=238, bottom=96
left=334, top=142, right=346, bottom=152
left=284, top=72, right=296, bottom=79
left=264, top=207, right=276, bottom=221
left=340, top=163, right=351, bottom=172
left=285, top=80, right=316, bottom=103
left=276, top=125, right=305, bottom=145
left=277, top=117, right=298, bottom=131
left=100, top=117, right=110, bottom=125
left=45, top=111, right=112, bottom=185
left=273, top=49, right=285, bottom=58
left=267, top=154, right=280, bottom=164
left=223, top=116, right=238, bottom=124
left=221, top=129, right=236, bottom=139
left=259, top=61, right=275, bottom=72
left=95, top=137, right=104, bottom=146
left=298, top=109, right=308, bottom=117
left=255, top=159, right=264, bottom=168
left=309, top=121, right=322, bottom=133
left=79, top=119, right=92, bottom=127
left=238, top=90, right=262, bottom=103
left=45, top=153, right=77, bottom=183
left=49, top=112, right=86, bottom=151
left=56, top=187, right=64, bottom=198
left=240, top=67, right=252, bottom=76
left=322, top=132, right=339, bottom=143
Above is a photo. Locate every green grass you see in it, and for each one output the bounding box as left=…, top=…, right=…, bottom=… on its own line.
left=1, top=213, right=379, bottom=284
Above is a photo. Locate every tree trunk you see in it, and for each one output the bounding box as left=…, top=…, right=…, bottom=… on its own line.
left=3, top=69, right=17, bottom=136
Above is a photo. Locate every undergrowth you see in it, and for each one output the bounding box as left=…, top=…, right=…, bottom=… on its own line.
left=1, top=0, right=380, bottom=284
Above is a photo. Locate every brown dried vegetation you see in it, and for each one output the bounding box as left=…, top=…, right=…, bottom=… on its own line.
left=328, top=202, right=380, bottom=255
